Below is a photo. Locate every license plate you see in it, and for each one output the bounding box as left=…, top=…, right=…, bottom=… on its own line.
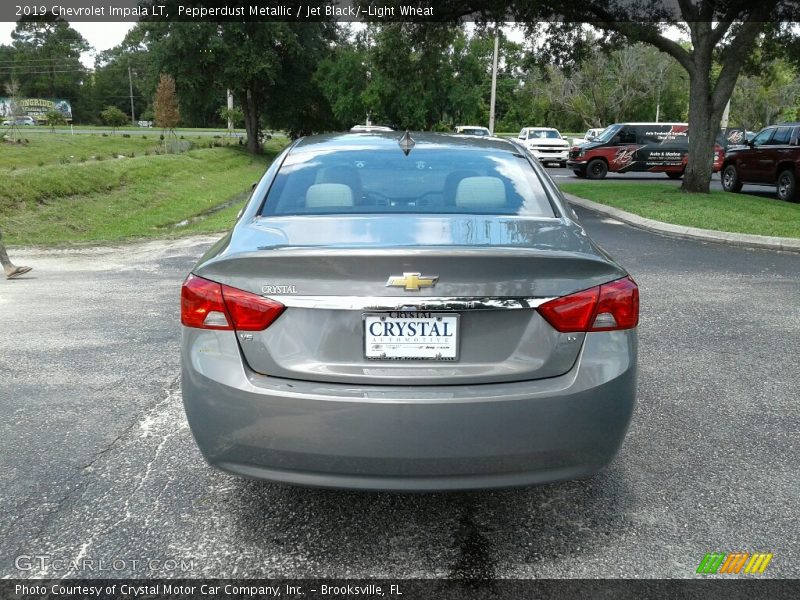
left=363, top=312, right=459, bottom=360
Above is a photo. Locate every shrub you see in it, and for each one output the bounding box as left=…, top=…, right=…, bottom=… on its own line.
left=122, top=133, right=131, bottom=138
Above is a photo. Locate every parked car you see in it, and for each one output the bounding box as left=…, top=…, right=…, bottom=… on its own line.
left=454, top=125, right=491, bottom=136
left=518, top=127, right=571, bottom=167
left=721, top=123, right=800, bottom=202
left=180, top=132, right=639, bottom=491
left=2, top=116, right=35, bottom=126
left=350, top=124, right=394, bottom=132
left=568, top=122, right=724, bottom=179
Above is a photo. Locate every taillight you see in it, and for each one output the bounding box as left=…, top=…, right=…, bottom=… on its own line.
left=180, top=274, right=285, bottom=331
left=221, top=285, right=285, bottom=331
left=538, top=276, right=639, bottom=332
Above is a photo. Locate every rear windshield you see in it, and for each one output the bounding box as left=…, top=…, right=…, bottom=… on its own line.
left=261, top=148, right=556, bottom=217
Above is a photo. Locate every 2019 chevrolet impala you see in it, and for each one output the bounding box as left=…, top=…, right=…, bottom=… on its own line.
left=180, top=132, right=639, bottom=491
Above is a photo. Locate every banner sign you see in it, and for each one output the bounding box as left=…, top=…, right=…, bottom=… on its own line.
left=0, top=98, right=73, bottom=121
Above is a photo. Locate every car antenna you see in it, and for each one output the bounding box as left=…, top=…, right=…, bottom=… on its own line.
left=398, top=130, right=415, bottom=156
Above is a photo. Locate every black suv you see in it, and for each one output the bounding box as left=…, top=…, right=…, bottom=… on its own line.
left=721, top=123, right=800, bottom=202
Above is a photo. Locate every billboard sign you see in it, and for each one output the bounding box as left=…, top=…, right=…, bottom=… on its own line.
left=0, top=97, right=73, bottom=122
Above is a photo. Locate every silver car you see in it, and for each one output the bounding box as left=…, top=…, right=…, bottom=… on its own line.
left=181, top=132, right=638, bottom=491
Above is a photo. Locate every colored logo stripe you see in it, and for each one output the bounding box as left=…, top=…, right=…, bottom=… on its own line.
left=745, top=553, right=773, bottom=574
left=697, top=552, right=773, bottom=574
left=697, top=553, right=726, bottom=574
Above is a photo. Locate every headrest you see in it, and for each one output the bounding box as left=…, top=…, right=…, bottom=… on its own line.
left=455, top=176, right=506, bottom=208
left=305, top=183, right=354, bottom=208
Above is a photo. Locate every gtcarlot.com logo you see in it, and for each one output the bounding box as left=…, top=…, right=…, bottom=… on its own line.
left=15, top=554, right=194, bottom=573
left=697, top=552, right=773, bottom=574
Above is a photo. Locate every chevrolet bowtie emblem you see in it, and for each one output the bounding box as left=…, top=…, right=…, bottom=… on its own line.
left=385, top=272, right=438, bottom=291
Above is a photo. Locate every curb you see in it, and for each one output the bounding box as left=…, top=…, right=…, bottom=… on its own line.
left=563, top=193, right=800, bottom=254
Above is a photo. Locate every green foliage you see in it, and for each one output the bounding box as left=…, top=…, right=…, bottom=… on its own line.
left=511, top=41, right=689, bottom=132
left=730, top=59, right=800, bottom=129
left=44, top=109, right=67, bottom=130
left=139, top=17, right=336, bottom=151
left=100, top=105, right=129, bottom=133
left=4, top=16, right=89, bottom=109
left=0, top=140, right=284, bottom=245
left=218, top=105, right=244, bottom=128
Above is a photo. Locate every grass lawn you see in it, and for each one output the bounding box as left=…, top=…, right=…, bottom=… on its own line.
left=1, top=134, right=285, bottom=245
left=559, top=182, right=800, bottom=239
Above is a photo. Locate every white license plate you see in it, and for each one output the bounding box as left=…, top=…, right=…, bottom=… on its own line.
left=364, top=312, right=459, bottom=360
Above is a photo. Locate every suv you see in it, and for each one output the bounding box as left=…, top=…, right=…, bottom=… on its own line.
left=568, top=122, right=724, bottom=179
left=518, top=127, right=570, bottom=167
left=721, top=123, right=800, bottom=202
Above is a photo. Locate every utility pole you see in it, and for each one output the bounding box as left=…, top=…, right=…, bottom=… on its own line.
left=721, top=98, right=731, bottom=131
left=489, top=29, right=499, bottom=134
left=128, top=63, right=136, bottom=126
left=227, top=89, right=234, bottom=133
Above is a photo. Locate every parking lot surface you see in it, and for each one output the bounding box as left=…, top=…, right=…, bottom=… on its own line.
left=1, top=211, right=798, bottom=578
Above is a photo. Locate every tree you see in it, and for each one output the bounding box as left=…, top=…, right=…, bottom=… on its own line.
left=218, top=105, right=244, bottom=132
left=44, top=108, right=67, bottom=132
left=154, top=73, right=180, bottom=134
left=314, top=28, right=371, bottom=129
left=2, top=80, right=24, bottom=141
left=437, top=0, right=788, bottom=192
left=730, top=59, right=800, bottom=129
left=100, top=105, right=128, bottom=134
left=140, top=9, right=337, bottom=152
left=525, top=42, right=688, bottom=130
left=8, top=14, right=90, bottom=117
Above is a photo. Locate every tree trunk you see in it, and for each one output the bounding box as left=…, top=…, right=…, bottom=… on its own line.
left=681, top=25, right=716, bottom=194
left=683, top=71, right=718, bottom=193
left=241, top=87, right=261, bottom=154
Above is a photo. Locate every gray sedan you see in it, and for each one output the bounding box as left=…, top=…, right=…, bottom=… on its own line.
left=180, top=132, right=639, bottom=491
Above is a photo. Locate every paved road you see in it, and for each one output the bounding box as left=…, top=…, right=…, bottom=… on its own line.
left=1, top=217, right=798, bottom=579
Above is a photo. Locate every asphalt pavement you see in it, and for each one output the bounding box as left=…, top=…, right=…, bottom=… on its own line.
left=0, top=215, right=798, bottom=579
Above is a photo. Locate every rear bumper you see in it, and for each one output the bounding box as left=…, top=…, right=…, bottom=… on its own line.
left=181, top=328, right=636, bottom=491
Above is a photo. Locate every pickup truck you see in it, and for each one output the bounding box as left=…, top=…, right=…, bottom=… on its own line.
left=721, top=123, right=800, bottom=202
